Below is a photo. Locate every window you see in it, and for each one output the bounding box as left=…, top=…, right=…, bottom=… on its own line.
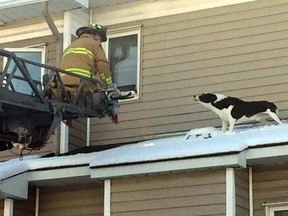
left=104, top=26, right=141, bottom=100
left=264, top=202, right=288, bottom=216
left=271, top=207, right=288, bottom=216
left=275, top=210, right=288, bottom=216
left=3, top=47, right=45, bottom=95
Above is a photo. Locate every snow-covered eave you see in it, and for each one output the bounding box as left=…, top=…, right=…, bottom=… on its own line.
left=0, top=151, right=246, bottom=199
left=1, top=125, right=288, bottom=198
left=0, top=143, right=286, bottom=199
left=90, top=142, right=288, bottom=179
left=1, top=141, right=287, bottom=199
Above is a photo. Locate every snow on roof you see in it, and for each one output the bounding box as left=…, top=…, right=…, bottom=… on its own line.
left=1, top=124, right=288, bottom=181
left=0, top=151, right=99, bottom=181
left=90, top=124, right=288, bottom=167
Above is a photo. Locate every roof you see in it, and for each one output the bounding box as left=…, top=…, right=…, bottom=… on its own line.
left=1, top=124, right=288, bottom=199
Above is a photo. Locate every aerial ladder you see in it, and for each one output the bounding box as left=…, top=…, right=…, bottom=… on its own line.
left=0, top=49, right=127, bottom=152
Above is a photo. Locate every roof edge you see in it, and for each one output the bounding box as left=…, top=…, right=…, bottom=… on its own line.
left=90, top=152, right=247, bottom=179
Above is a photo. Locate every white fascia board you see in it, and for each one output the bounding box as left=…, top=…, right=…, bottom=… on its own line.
left=0, top=166, right=90, bottom=197
left=246, top=144, right=288, bottom=160
left=28, top=166, right=90, bottom=181
left=0, top=173, right=28, bottom=199
left=91, top=152, right=246, bottom=179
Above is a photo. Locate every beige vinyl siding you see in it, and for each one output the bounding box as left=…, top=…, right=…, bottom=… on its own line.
left=90, top=0, right=288, bottom=146
left=0, top=200, right=3, bottom=216
left=111, top=169, right=226, bottom=216
left=14, top=187, right=36, bottom=216
left=38, top=184, right=104, bottom=216
left=0, top=35, right=58, bottom=65
left=0, top=189, right=36, bottom=216
left=253, top=166, right=288, bottom=216
left=235, top=169, right=249, bottom=216
left=0, top=35, right=58, bottom=161
left=69, top=118, right=87, bottom=151
left=0, top=14, right=63, bottom=45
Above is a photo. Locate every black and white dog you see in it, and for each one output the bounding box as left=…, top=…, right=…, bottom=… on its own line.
left=194, top=93, right=282, bottom=132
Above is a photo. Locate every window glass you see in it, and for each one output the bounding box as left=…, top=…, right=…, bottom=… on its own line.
left=4, top=48, right=44, bottom=95
left=275, top=210, right=288, bottom=216
left=106, top=26, right=141, bottom=99
left=109, top=34, right=138, bottom=87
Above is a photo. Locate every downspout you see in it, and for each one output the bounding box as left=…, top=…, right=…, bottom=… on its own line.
left=86, top=118, right=90, bottom=146
left=42, top=1, right=63, bottom=67
left=42, top=1, right=65, bottom=154
left=86, top=8, right=93, bottom=147
left=35, top=188, right=40, bottom=216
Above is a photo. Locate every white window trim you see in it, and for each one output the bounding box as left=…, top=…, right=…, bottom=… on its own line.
left=60, top=121, right=69, bottom=154
left=4, top=47, right=46, bottom=83
left=103, top=25, right=142, bottom=101
left=104, top=179, right=111, bottom=216
left=4, top=199, right=13, bottom=216
left=226, top=168, right=236, bottom=216
left=264, top=202, right=288, bottom=216
left=4, top=47, right=45, bottom=64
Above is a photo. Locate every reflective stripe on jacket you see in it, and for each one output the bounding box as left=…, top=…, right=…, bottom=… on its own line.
left=63, top=47, right=95, bottom=60
left=61, top=68, right=91, bottom=78
left=60, top=33, right=112, bottom=86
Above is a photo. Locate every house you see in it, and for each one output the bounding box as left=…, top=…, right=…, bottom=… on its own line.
left=1, top=0, right=288, bottom=215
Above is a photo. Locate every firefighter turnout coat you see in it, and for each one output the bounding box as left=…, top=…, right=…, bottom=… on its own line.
left=60, top=33, right=112, bottom=87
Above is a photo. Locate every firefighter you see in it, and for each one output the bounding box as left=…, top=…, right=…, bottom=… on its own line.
left=60, top=23, right=132, bottom=98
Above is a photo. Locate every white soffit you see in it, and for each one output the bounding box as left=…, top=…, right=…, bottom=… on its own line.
left=0, top=0, right=88, bottom=25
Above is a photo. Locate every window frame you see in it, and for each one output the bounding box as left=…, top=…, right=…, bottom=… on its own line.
left=3, top=47, right=46, bottom=93
left=4, top=47, right=45, bottom=61
left=270, top=206, right=288, bottom=216
left=103, top=25, right=142, bottom=101
left=264, top=202, right=288, bottom=216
